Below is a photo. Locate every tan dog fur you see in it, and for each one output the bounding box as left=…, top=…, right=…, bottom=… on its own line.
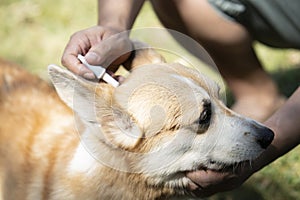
left=0, top=42, right=273, bottom=200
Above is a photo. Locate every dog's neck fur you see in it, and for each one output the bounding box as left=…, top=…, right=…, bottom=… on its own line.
left=0, top=41, right=272, bottom=200
left=0, top=63, right=179, bottom=200
left=65, top=115, right=180, bottom=200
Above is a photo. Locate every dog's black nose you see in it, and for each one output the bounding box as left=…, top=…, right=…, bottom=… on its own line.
left=256, top=127, right=274, bottom=149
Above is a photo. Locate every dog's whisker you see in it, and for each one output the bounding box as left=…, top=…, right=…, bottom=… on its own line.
left=1, top=39, right=274, bottom=199
left=249, top=160, right=253, bottom=170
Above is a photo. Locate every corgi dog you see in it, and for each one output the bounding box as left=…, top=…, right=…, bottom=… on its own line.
left=0, top=41, right=273, bottom=200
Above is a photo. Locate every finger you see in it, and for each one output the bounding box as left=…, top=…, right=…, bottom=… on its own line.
left=85, top=32, right=132, bottom=69
left=63, top=54, right=96, bottom=79
left=190, top=181, right=239, bottom=198
left=61, top=35, right=96, bottom=79
left=186, top=170, right=244, bottom=198
left=186, top=170, right=233, bottom=188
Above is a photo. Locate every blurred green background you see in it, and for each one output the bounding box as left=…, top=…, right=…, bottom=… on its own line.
left=0, top=0, right=299, bottom=199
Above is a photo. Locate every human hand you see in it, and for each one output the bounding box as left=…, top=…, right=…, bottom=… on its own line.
left=187, top=86, right=300, bottom=197
left=186, top=165, right=254, bottom=197
left=61, top=26, right=132, bottom=79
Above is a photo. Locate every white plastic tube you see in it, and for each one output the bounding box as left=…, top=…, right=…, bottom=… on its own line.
left=77, top=54, right=119, bottom=87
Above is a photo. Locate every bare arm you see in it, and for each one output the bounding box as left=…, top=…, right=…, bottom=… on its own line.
left=255, top=86, right=300, bottom=170
left=61, top=0, right=145, bottom=78
left=98, top=0, right=145, bottom=31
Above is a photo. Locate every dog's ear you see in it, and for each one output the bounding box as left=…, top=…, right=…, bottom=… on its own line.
left=123, top=40, right=166, bottom=70
left=48, top=65, right=142, bottom=149
left=48, top=64, right=101, bottom=122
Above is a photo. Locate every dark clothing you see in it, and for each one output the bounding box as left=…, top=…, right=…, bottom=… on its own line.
left=208, top=0, right=300, bottom=49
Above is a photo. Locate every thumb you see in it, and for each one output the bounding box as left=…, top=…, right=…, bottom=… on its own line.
left=85, top=44, right=115, bottom=69
left=85, top=33, right=132, bottom=69
left=85, top=51, right=104, bottom=67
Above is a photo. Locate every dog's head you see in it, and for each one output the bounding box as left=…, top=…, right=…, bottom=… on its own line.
left=49, top=41, right=273, bottom=195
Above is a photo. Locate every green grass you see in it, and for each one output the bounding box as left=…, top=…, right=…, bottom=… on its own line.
left=1, top=1, right=299, bottom=199
left=0, top=0, right=97, bottom=78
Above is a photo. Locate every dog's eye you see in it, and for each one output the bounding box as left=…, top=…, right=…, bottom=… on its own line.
left=199, top=108, right=211, bottom=125
left=198, top=100, right=211, bottom=128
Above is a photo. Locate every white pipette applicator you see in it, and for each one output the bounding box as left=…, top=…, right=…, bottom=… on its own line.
left=77, top=54, right=119, bottom=88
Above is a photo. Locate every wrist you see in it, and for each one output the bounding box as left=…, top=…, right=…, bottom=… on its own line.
left=97, top=0, right=144, bottom=32
left=98, top=18, right=130, bottom=32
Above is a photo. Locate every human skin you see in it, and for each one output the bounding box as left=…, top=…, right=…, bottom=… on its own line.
left=186, top=87, right=300, bottom=197
left=61, top=0, right=145, bottom=79
left=61, top=0, right=300, bottom=197
left=149, top=0, right=283, bottom=122
left=62, top=0, right=283, bottom=122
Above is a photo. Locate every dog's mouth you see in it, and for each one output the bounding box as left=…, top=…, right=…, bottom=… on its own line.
left=183, top=159, right=252, bottom=182
left=198, top=159, right=252, bottom=173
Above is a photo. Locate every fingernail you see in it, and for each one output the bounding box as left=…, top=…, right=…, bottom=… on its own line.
left=83, top=72, right=96, bottom=80
left=85, top=52, right=99, bottom=64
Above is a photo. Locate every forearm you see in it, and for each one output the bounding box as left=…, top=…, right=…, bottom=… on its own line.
left=98, top=0, right=145, bottom=31
left=255, top=86, right=300, bottom=171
